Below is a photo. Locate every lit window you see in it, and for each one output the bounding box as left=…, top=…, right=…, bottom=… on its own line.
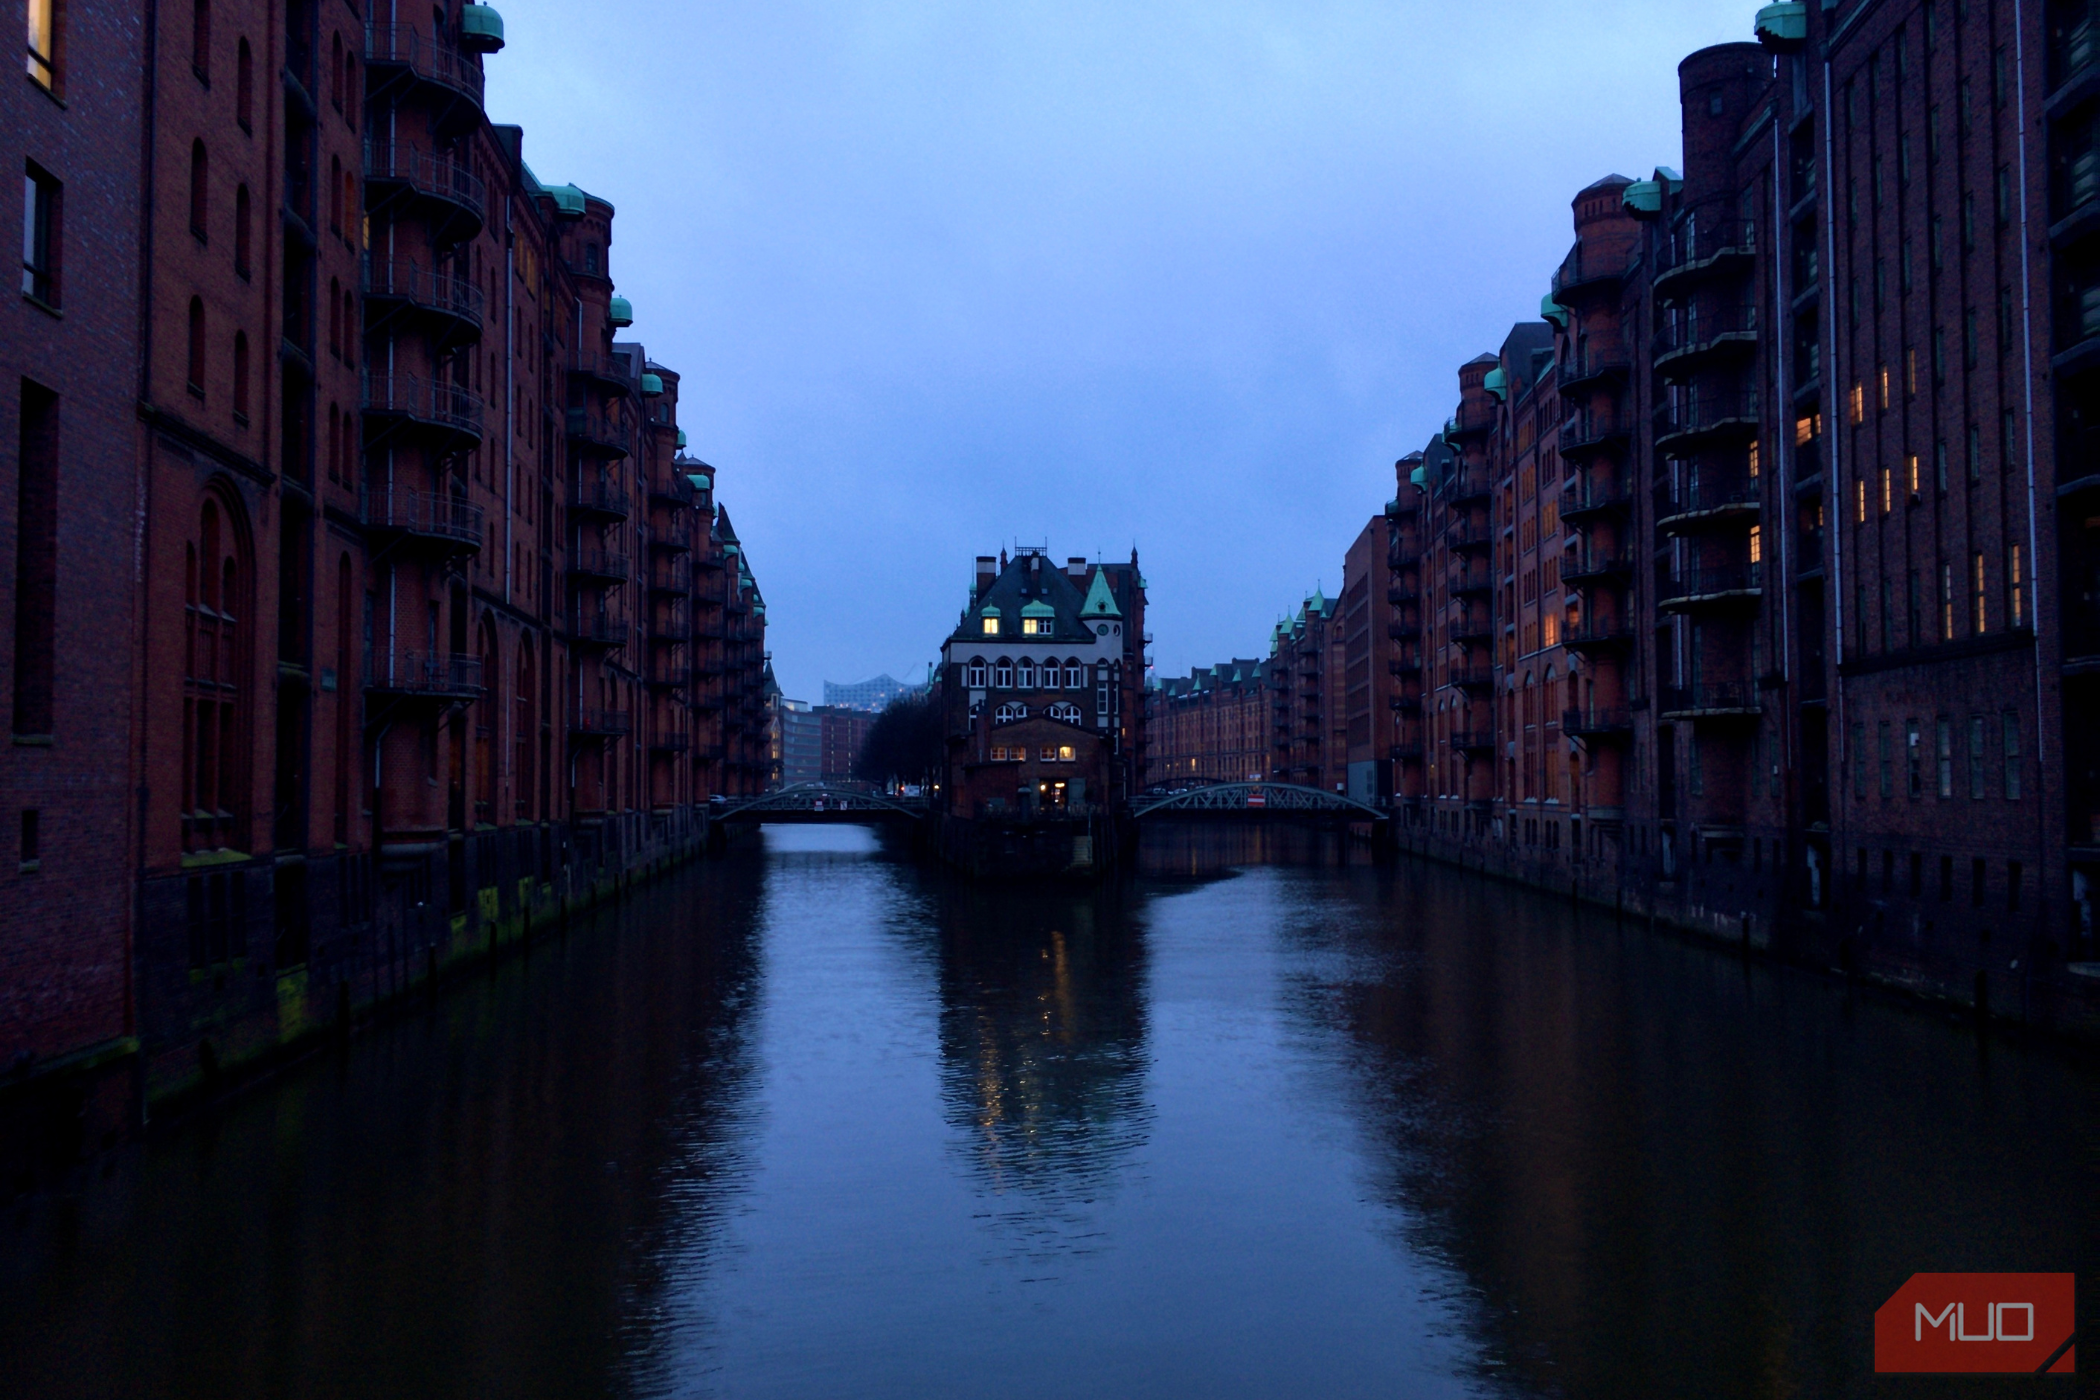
left=26, top=0, right=54, bottom=89
left=1022, top=616, right=1050, bottom=635
left=1878, top=366, right=1889, bottom=409
left=1906, top=454, right=1919, bottom=494
left=981, top=616, right=999, bottom=635
left=1748, top=524, right=1762, bottom=564
left=1039, top=746, right=1055, bottom=762
left=1058, top=745, right=1075, bottom=762
left=1972, top=553, right=1986, bottom=633
left=1880, top=467, right=1892, bottom=513
left=1855, top=479, right=1867, bottom=523
left=991, top=745, right=1007, bottom=761
left=2008, top=543, right=2025, bottom=626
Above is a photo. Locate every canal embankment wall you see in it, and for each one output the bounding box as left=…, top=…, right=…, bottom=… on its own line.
left=1382, top=825, right=2100, bottom=1041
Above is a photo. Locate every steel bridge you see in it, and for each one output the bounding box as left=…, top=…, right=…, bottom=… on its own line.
left=712, top=783, right=930, bottom=825
left=1129, top=782, right=1387, bottom=823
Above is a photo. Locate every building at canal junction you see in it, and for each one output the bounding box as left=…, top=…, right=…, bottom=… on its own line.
left=0, top=0, right=772, bottom=1170
left=1148, top=2, right=2099, bottom=1032
left=941, top=550, right=1148, bottom=875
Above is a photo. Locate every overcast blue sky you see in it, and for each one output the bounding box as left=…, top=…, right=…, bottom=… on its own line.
left=488, top=1, right=1754, bottom=701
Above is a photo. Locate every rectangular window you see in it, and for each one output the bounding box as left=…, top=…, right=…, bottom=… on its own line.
left=18, top=808, right=36, bottom=869
left=2008, top=542, right=2025, bottom=626
left=1906, top=718, right=1922, bottom=797
left=1970, top=716, right=1987, bottom=798
left=2002, top=712, right=2021, bottom=798
left=1851, top=720, right=1867, bottom=798
left=1849, top=381, right=1865, bottom=423
left=1937, top=718, right=1952, bottom=797
left=12, top=380, right=57, bottom=736
left=1905, top=347, right=1917, bottom=396
left=991, top=745, right=1007, bottom=762
left=22, top=163, right=58, bottom=306
left=1997, top=165, right=2012, bottom=224
left=1878, top=720, right=1893, bottom=797
left=1963, top=309, right=1978, bottom=369
left=1906, top=454, right=1920, bottom=495
left=1972, top=553, right=1987, bottom=633
left=1967, top=424, right=1981, bottom=482
left=26, top=0, right=54, bottom=89
left=1855, top=477, right=1867, bottom=522
left=1935, top=440, right=1948, bottom=492
left=1878, top=364, right=1890, bottom=409
left=1940, top=562, right=1954, bottom=640
left=1881, top=466, right=1892, bottom=513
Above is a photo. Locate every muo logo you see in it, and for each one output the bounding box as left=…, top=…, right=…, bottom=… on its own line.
left=1874, top=1273, right=2076, bottom=1374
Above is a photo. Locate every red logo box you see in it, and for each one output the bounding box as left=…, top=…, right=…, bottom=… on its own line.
left=1875, top=1273, right=2076, bottom=1374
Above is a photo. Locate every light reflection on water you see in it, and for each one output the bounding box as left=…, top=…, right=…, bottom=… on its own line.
left=2, top=821, right=2094, bottom=1399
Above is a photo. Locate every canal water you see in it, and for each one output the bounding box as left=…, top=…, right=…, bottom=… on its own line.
left=4, top=825, right=2096, bottom=1398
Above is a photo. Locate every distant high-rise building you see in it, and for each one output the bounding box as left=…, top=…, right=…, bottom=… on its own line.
left=824, top=674, right=918, bottom=712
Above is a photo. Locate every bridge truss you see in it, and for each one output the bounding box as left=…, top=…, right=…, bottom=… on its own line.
left=713, top=783, right=929, bottom=824
left=1130, top=782, right=1386, bottom=822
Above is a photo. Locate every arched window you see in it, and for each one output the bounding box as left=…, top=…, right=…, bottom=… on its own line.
left=1016, top=659, right=1036, bottom=689
left=192, top=0, right=210, bottom=77
left=183, top=495, right=249, bottom=852
left=189, top=140, right=209, bottom=239
left=231, top=331, right=249, bottom=420
left=994, top=702, right=1028, bottom=724
left=343, top=55, right=357, bottom=131
left=1048, top=701, right=1082, bottom=724
left=186, top=297, right=206, bottom=393
left=1063, top=661, right=1083, bottom=688
left=965, top=660, right=986, bottom=689
left=236, top=39, right=253, bottom=129
left=992, top=660, right=1013, bottom=689
left=234, top=183, right=251, bottom=276
left=330, top=31, right=344, bottom=110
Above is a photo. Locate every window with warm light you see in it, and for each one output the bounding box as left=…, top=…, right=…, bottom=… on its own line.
left=1022, top=616, right=1049, bottom=635
left=981, top=616, right=999, bottom=635
left=991, top=745, right=1008, bottom=761
left=1058, top=745, right=1075, bottom=762
left=1748, top=524, right=1762, bottom=564
left=26, top=0, right=54, bottom=88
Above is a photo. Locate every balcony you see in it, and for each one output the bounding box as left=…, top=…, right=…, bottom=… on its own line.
left=569, top=611, right=628, bottom=649
left=1389, top=654, right=1423, bottom=676
left=1659, top=682, right=1761, bottom=720
left=1452, top=568, right=1493, bottom=598
left=364, top=647, right=483, bottom=699
left=568, top=351, right=635, bottom=395
left=362, top=372, right=484, bottom=445
left=1656, top=469, right=1762, bottom=531
left=1561, top=550, right=1632, bottom=587
left=1448, top=473, right=1492, bottom=508
left=570, top=708, right=633, bottom=738
left=1389, top=693, right=1422, bottom=713
left=648, top=560, right=692, bottom=595
left=1651, top=300, right=1758, bottom=372
left=1451, top=663, right=1495, bottom=693
left=651, top=471, right=696, bottom=509
left=1451, top=728, right=1498, bottom=754
left=1559, top=474, right=1632, bottom=521
left=565, top=408, right=632, bottom=459
left=568, top=477, right=631, bottom=520
left=359, top=487, right=483, bottom=553
left=1447, top=521, right=1493, bottom=554
left=362, top=141, right=486, bottom=238
left=1559, top=408, right=1630, bottom=456
left=1386, top=582, right=1421, bottom=604
left=1563, top=706, right=1633, bottom=739
left=1563, top=618, right=1637, bottom=652
left=1447, top=404, right=1495, bottom=440
left=1652, top=389, right=1760, bottom=454
left=649, top=732, right=692, bottom=753
left=363, top=25, right=486, bottom=131
left=1557, top=341, right=1631, bottom=396
left=645, top=662, right=695, bottom=690
left=1658, top=562, right=1763, bottom=610
left=1388, top=743, right=1425, bottom=762
left=1551, top=243, right=1628, bottom=299
left=362, top=258, right=484, bottom=339
left=1451, top=614, right=1494, bottom=649
left=567, top=548, right=629, bottom=584
left=1651, top=219, right=1757, bottom=290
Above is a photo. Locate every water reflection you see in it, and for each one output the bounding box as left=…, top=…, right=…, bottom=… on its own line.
left=925, top=881, right=1151, bottom=1255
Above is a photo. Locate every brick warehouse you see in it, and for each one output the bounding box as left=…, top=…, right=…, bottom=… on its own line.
left=1, top=0, right=771, bottom=1176
left=1151, top=1, right=2097, bottom=1031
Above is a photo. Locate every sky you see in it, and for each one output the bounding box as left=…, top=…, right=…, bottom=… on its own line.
left=487, top=0, right=1756, bottom=702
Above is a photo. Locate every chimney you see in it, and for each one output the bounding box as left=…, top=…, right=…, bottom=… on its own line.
left=975, top=556, right=996, bottom=598
left=1067, top=556, right=1087, bottom=578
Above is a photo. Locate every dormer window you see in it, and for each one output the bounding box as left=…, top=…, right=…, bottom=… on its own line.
left=982, top=616, right=1000, bottom=635
left=1022, top=616, right=1050, bottom=635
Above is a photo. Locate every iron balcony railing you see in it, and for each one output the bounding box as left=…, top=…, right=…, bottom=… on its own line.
left=1563, top=706, right=1634, bottom=735
left=1447, top=520, right=1493, bottom=551
left=362, top=257, right=485, bottom=327
left=364, top=647, right=483, bottom=696
left=570, top=610, right=629, bottom=647
left=649, top=560, right=692, bottom=594
left=568, top=477, right=630, bottom=517
left=567, top=548, right=630, bottom=582
left=363, top=141, right=486, bottom=222
left=364, top=24, right=487, bottom=108
left=1561, top=550, right=1632, bottom=585
left=1652, top=219, right=1758, bottom=280
left=1387, top=582, right=1421, bottom=604
left=359, top=486, right=483, bottom=545
left=1552, top=243, right=1628, bottom=295
left=1657, top=562, right=1764, bottom=604
left=1452, top=568, right=1493, bottom=596
left=568, top=351, right=635, bottom=392
left=1559, top=409, right=1630, bottom=454
left=1448, top=472, right=1492, bottom=505
left=362, top=371, right=484, bottom=437
left=1660, top=682, right=1759, bottom=715
left=1651, top=300, right=1758, bottom=361
left=565, top=407, right=633, bottom=457
left=1560, top=473, right=1632, bottom=517
left=1563, top=617, right=1637, bottom=648
left=570, top=708, right=633, bottom=737
left=651, top=471, right=697, bottom=508
left=649, top=732, right=692, bottom=752
left=1559, top=340, right=1631, bottom=388
left=1450, top=728, right=1497, bottom=751
left=1656, top=468, right=1763, bottom=523
left=1652, top=389, right=1760, bottom=445
left=1451, top=663, right=1495, bottom=689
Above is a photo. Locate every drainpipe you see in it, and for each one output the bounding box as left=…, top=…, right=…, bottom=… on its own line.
left=2011, top=0, right=2052, bottom=914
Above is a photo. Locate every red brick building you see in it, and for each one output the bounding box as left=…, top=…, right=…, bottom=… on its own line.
left=1145, top=659, right=1270, bottom=786
left=0, top=1, right=771, bottom=1138
left=815, top=706, right=873, bottom=783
